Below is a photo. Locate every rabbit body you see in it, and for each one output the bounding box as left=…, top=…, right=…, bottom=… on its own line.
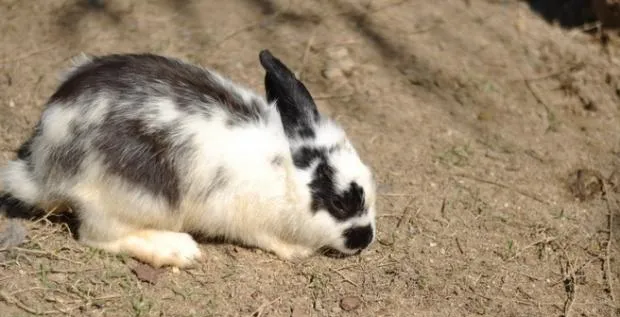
left=1, top=51, right=376, bottom=267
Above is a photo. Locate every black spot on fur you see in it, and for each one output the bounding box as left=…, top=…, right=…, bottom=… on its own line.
left=198, top=166, right=228, bottom=201
left=296, top=126, right=315, bottom=139
left=16, top=123, right=42, bottom=162
left=0, top=192, right=81, bottom=240
left=328, top=143, right=343, bottom=154
left=293, top=146, right=367, bottom=221
left=0, top=192, right=39, bottom=219
left=343, top=225, right=373, bottom=250
left=292, top=146, right=325, bottom=169
left=334, top=182, right=366, bottom=216
left=16, top=138, right=33, bottom=161
left=93, top=110, right=182, bottom=207
left=50, top=54, right=265, bottom=124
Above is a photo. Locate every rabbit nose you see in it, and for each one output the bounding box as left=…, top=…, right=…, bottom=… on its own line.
left=342, top=225, right=374, bottom=250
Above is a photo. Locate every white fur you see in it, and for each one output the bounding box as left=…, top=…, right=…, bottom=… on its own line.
left=56, top=52, right=93, bottom=82
left=0, top=160, right=40, bottom=204
left=39, top=105, right=80, bottom=144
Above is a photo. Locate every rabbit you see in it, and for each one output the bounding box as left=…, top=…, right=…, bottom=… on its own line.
left=0, top=50, right=377, bottom=268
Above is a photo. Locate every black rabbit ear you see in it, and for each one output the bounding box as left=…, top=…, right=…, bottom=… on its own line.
left=259, top=49, right=319, bottom=138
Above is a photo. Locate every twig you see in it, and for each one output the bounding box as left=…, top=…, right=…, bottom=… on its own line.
left=309, top=40, right=362, bottom=50
left=378, top=192, right=415, bottom=197
left=365, top=0, right=413, bottom=14
left=313, top=93, right=354, bottom=100
left=0, top=290, right=57, bottom=315
left=8, top=247, right=83, bottom=265
left=511, top=62, right=585, bottom=82
left=18, top=267, right=104, bottom=275
left=0, top=44, right=58, bottom=65
left=329, top=268, right=359, bottom=287
left=523, top=77, right=549, bottom=107
left=549, top=258, right=597, bottom=287
left=453, top=173, right=549, bottom=205
left=377, top=198, right=416, bottom=246
left=440, top=198, right=447, bottom=219
left=31, top=204, right=63, bottom=226
left=470, top=287, right=560, bottom=308
left=250, top=296, right=281, bottom=317
left=505, top=236, right=557, bottom=262
left=455, top=237, right=465, bottom=255
left=334, top=263, right=361, bottom=271
left=210, top=0, right=292, bottom=51
left=512, top=269, right=544, bottom=282
left=560, top=250, right=577, bottom=317
left=296, top=28, right=317, bottom=81
left=396, top=197, right=416, bottom=229
left=518, top=68, right=556, bottom=133
left=603, top=181, right=617, bottom=306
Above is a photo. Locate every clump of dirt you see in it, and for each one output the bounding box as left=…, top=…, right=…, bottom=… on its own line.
left=568, top=168, right=604, bottom=201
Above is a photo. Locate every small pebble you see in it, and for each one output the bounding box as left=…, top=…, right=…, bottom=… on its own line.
left=326, top=47, right=349, bottom=59
left=339, top=296, right=361, bottom=311
left=322, top=68, right=345, bottom=80
left=338, top=58, right=356, bottom=76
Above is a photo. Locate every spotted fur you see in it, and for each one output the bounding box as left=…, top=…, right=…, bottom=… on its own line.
left=0, top=50, right=377, bottom=268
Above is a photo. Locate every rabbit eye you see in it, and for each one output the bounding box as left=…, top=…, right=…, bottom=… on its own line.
left=331, top=199, right=346, bottom=213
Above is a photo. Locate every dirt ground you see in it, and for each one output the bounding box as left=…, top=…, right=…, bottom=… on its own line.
left=1, top=0, right=620, bottom=316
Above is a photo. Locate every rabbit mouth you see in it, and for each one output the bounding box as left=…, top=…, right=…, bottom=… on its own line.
left=319, top=246, right=362, bottom=258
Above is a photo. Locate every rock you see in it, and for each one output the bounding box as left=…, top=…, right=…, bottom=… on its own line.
left=339, top=296, right=362, bottom=311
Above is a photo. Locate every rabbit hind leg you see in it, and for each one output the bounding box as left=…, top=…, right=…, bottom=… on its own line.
left=73, top=190, right=202, bottom=268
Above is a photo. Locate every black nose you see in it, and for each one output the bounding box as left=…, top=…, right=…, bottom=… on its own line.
left=343, top=225, right=374, bottom=250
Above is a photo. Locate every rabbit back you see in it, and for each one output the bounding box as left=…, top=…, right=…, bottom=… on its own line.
left=2, top=54, right=294, bottom=232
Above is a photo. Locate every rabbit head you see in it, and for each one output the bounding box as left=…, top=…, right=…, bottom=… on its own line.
left=259, top=50, right=377, bottom=256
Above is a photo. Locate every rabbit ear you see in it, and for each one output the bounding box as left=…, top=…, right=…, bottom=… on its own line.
left=259, top=49, right=319, bottom=137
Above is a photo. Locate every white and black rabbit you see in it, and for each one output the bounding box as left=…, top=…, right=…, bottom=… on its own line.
left=0, top=50, right=377, bottom=268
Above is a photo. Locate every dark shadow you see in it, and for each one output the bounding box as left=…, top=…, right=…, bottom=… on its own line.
left=1, top=192, right=81, bottom=240
left=52, top=0, right=123, bottom=48
left=524, top=0, right=598, bottom=28
left=161, top=0, right=192, bottom=12
left=2, top=192, right=350, bottom=259
left=240, top=0, right=323, bottom=28
left=276, top=11, right=323, bottom=27
left=342, top=12, right=402, bottom=60
left=326, top=0, right=454, bottom=103
left=191, top=232, right=360, bottom=259
left=242, top=0, right=278, bottom=15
